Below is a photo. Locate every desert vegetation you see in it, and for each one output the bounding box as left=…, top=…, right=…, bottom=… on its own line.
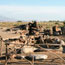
left=0, top=20, right=64, bottom=28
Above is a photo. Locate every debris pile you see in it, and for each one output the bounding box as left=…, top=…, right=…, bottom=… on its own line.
left=0, top=21, right=65, bottom=65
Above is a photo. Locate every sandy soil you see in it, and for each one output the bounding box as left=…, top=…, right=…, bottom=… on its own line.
left=0, top=28, right=20, bottom=40
left=0, top=27, right=65, bottom=65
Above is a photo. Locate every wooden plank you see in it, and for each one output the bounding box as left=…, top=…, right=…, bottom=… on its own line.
left=35, top=44, right=65, bottom=46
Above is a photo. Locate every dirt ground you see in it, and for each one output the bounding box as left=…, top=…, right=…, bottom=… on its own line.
left=0, top=27, right=20, bottom=40
left=0, top=27, right=65, bottom=41
left=0, top=27, right=65, bottom=65
left=0, top=53, right=65, bottom=65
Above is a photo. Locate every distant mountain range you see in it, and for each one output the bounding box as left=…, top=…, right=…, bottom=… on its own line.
left=0, top=16, right=16, bottom=22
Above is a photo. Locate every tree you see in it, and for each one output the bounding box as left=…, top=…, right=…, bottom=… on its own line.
left=17, top=20, right=22, bottom=22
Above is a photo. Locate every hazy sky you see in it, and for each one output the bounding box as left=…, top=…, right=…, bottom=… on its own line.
left=0, top=0, right=65, bottom=21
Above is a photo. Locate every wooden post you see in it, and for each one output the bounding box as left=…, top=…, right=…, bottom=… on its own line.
left=0, top=40, right=2, bottom=56
left=46, top=43, right=49, bottom=48
left=0, top=37, right=3, bottom=56
left=5, top=43, right=8, bottom=65
left=32, top=56, right=34, bottom=65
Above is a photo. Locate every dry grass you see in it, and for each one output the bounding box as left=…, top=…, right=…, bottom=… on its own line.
left=0, top=22, right=28, bottom=28
left=0, top=21, right=63, bottom=28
